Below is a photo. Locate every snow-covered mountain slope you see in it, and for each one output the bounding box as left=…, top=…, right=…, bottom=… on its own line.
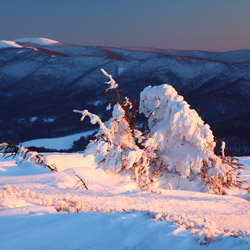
left=123, top=46, right=250, bottom=63
left=209, top=50, right=250, bottom=63
left=0, top=38, right=250, bottom=154
left=0, top=153, right=250, bottom=249
left=15, top=37, right=60, bottom=45
left=0, top=40, right=23, bottom=48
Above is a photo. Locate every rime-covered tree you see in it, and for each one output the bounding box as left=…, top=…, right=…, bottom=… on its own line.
left=139, top=84, right=239, bottom=194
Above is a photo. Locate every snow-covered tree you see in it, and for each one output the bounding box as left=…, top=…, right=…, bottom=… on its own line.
left=139, top=84, right=239, bottom=194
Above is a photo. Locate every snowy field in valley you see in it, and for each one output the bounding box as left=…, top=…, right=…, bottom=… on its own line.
left=0, top=153, right=250, bottom=250
left=21, top=130, right=96, bottom=151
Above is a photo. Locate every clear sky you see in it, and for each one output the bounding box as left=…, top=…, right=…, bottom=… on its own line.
left=1, top=0, right=249, bottom=52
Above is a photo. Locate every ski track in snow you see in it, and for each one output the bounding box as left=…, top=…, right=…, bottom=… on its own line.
left=0, top=154, right=250, bottom=249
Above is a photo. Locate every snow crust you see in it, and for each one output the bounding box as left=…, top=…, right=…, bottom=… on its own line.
left=0, top=40, right=23, bottom=48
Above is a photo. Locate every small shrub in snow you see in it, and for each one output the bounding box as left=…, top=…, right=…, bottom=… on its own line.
left=75, top=70, right=243, bottom=194
left=0, top=141, right=57, bottom=172
left=74, top=69, right=154, bottom=188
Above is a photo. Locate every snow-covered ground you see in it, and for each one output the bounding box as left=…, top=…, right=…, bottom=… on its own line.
left=0, top=153, right=250, bottom=250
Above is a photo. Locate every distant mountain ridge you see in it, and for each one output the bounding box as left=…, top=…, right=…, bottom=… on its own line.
left=0, top=38, right=250, bottom=154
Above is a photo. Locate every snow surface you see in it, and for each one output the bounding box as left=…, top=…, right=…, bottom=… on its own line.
left=0, top=153, right=250, bottom=249
left=0, top=40, right=23, bottom=48
left=15, top=38, right=59, bottom=45
left=21, top=130, right=96, bottom=150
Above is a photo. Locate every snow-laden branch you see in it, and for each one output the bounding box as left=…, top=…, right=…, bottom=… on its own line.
left=100, top=68, right=118, bottom=90
left=73, top=109, right=112, bottom=144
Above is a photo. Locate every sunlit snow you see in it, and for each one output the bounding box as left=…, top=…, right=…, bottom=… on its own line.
left=0, top=153, right=250, bottom=249
left=14, top=37, right=60, bottom=45
left=0, top=40, right=23, bottom=48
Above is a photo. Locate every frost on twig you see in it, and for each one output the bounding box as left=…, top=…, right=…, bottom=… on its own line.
left=221, top=141, right=226, bottom=158
left=124, top=97, right=133, bottom=109
left=106, top=103, right=111, bottom=111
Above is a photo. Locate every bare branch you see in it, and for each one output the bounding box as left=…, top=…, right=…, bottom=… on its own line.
left=72, top=169, right=88, bottom=190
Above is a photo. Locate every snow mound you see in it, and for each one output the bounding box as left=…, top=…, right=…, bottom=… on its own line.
left=15, top=38, right=60, bottom=45
left=0, top=40, right=23, bottom=48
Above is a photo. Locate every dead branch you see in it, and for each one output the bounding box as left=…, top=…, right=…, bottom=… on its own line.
left=72, top=169, right=88, bottom=190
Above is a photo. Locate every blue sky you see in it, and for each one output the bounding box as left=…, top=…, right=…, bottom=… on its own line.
left=1, top=0, right=249, bottom=51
